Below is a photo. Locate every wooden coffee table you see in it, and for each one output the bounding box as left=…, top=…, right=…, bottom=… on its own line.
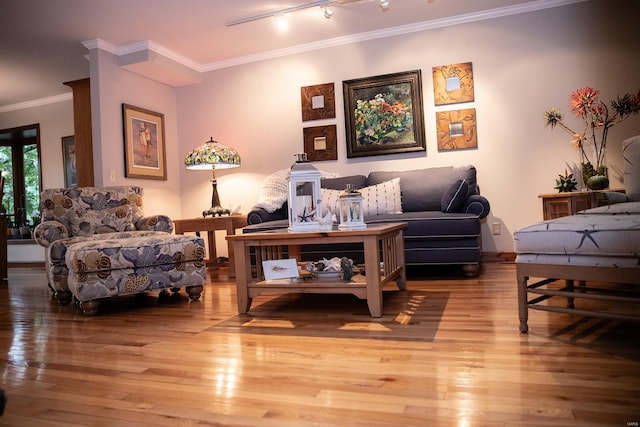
left=227, top=222, right=407, bottom=317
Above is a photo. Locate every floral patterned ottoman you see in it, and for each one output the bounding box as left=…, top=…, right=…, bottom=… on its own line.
left=65, top=233, right=206, bottom=315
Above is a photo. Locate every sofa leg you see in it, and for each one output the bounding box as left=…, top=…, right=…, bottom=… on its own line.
left=55, top=290, right=73, bottom=305
left=186, top=285, right=203, bottom=301
left=79, top=299, right=101, bottom=316
left=462, top=264, right=480, bottom=277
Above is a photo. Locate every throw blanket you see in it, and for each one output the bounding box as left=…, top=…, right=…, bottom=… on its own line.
left=254, top=168, right=339, bottom=213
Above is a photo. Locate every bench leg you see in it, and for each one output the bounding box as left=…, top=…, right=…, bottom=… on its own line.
left=516, top=269, right=529, bottom=333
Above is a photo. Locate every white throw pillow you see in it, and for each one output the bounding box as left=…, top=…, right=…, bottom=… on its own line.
left=321, top=178, right=402, bottom=217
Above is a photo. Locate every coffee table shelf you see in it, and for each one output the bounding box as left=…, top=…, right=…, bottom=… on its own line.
left=227, top=223, right=407, bottom=317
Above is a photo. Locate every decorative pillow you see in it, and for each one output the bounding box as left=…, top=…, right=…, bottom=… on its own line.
left=441, top=179, right=469, bottom=213
left=68, top=205, right=134, bottom=236
left=322, top=178, right=402, bottom=217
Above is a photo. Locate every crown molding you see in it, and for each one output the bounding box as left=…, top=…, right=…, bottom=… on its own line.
left=203, top=0, right=587, bottom=71
left=3, top=0, right=586, bottom=111
left=0, top=93, right=73, bottom=114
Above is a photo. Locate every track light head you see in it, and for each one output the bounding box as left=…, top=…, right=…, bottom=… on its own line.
left=379, top=0, right=390, bottom=10
left=324, top=6, right=334, bottom=19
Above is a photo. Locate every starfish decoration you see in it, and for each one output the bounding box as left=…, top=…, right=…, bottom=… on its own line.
left=297, top=206, right=316, bottom=222
left=574, top=229, right=601, bottom=249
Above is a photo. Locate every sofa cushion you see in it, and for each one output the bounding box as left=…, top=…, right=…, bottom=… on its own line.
left=321, top=175, right=368, bottom=190
left=367, top=165, right=478, bottom=212
left=68, top=206, right=134, bottom=236
left=441, top=179, right=469, bottom=213
left=322, top=178, right=402, bottom=217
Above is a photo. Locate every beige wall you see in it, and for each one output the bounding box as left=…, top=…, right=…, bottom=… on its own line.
left=2, top=0, right=639, bottom=262
left=0, top=100, right=74, bottom=262
left=175, top=0, right=640, bottom=254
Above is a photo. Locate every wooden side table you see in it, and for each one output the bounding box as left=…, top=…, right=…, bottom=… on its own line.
left=538, top=189, right=622, bottom=220
left=173, top=214, right=247, bottom=277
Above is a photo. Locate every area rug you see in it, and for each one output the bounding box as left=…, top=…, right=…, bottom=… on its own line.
left=205, top=290, right=449, bottom=342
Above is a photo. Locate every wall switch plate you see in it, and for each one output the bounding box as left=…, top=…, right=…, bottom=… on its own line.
left=109, top=170, right=116, bottom=182
left=492, top=222, right=501, bottom=235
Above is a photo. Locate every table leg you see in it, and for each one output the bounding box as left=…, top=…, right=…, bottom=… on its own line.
left=363, top=235, right=383, bottom=317
left=206, top=230, right=218, bottom=270
left=233, top=240, right=252, bottom=313
left=225, top=223, right=237, bottom=278
left=394, top=230, right=406, bottom=290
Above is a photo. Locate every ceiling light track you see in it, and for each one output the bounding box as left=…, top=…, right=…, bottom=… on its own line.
left=225, top=0, right=391, bottom=27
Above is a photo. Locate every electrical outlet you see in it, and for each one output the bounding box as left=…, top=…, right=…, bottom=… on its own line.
left=492, top=222, right=501, bottom=235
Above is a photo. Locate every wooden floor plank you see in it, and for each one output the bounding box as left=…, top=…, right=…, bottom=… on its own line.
left=1, top=263, right=639, bottom=426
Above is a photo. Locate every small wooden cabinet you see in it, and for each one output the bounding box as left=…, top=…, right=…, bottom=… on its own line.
left=538, top=190, right=619, bottom=220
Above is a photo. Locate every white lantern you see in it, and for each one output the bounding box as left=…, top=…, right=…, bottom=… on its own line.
left=338, top=184, right=366, bottom=230
left=288, top=153, right=322, bottom=232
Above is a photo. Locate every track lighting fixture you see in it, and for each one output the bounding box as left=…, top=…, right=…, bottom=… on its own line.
left=225, top=0, right=393, bottom=27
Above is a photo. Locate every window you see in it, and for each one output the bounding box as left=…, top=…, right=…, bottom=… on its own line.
left=0, top=124, right=42, bottom=233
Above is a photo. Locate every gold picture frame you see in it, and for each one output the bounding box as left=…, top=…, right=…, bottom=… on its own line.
left=122, top=104, right=167, bottom=180
left=432, top=62, right=474, bottom=106
left=436, top=108, right=478, bottom=151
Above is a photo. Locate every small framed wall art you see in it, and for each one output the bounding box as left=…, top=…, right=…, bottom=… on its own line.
left=435, top=108, right=478, bottom=151
left=432, top=62, right=474, bottom=106
left=303, top=125, right=338, bottom=162
left=301, top=83, right=336, bottom=121
left=343, top=70, right=426, bottom=158
left=61, top=135, right=77, bottom=188
left=122, top=103, right=167, bottom=180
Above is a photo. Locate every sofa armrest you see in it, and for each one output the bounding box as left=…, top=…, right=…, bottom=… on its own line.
left=33, top=220, right=69, bottom=247
left=247, top=206, right=288, bottom=225
left=135, top=215, right=174, bottom=233
left=463, top=195, right=491, bottom=219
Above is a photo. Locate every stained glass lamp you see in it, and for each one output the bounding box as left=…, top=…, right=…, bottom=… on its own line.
left=184, top=137, right=240, bottom=217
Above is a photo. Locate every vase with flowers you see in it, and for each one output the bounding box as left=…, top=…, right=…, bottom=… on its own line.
left=544, top=87, right=640, bottom=190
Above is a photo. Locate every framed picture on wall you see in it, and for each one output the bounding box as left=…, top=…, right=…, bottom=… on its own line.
left=343, top=70, right=426, bottom=158
left=435, top=108, right=478, bottom=151
left=432, top=62, right=474, bottom=106
left=61, top=135, right=77, bottom=188
left=122, top=103, right=167, bottom=180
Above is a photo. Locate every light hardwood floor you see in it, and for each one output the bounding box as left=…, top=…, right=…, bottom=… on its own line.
left=0, top=263, right=639, bottom=426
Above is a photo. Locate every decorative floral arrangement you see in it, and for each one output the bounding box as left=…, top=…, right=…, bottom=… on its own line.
left=355, top=93, right=413, bottom=144
left=544, top=87, right=640, bottom=184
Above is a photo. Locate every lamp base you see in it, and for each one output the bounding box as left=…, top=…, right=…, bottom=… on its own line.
left=202, top=206, right=231, bottom=217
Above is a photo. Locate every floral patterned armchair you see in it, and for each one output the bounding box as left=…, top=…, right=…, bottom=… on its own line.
left=34, top=186, right=206, bottom=315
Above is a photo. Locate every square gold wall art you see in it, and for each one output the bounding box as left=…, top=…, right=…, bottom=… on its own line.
left=432, top=62, right=474, bottom=105
left=436, top=108, right=477, bottom=151
left=301, top=83, right=336, bottom=121
left=303, top=125, right=338, bottom=161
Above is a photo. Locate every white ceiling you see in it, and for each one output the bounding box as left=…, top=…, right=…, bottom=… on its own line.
left=0, top=0, right=576, bottom=111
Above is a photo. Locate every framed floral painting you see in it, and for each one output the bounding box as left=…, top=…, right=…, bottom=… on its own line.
left=343, top=70, right=426, bottom=158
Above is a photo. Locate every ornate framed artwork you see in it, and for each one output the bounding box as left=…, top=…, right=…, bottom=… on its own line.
left=301, top=83, right=335, bottom=121
left=435, top=108, right=478, bottom=151
left=303, top=125, right=338, bottom=162
left=432, top=62, right=474, bottom=106
left=122, top=104, right=167, bottom=180
left=343, top=70, right=426, bottom=158
left=61, top=135, right=77, bottom=188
